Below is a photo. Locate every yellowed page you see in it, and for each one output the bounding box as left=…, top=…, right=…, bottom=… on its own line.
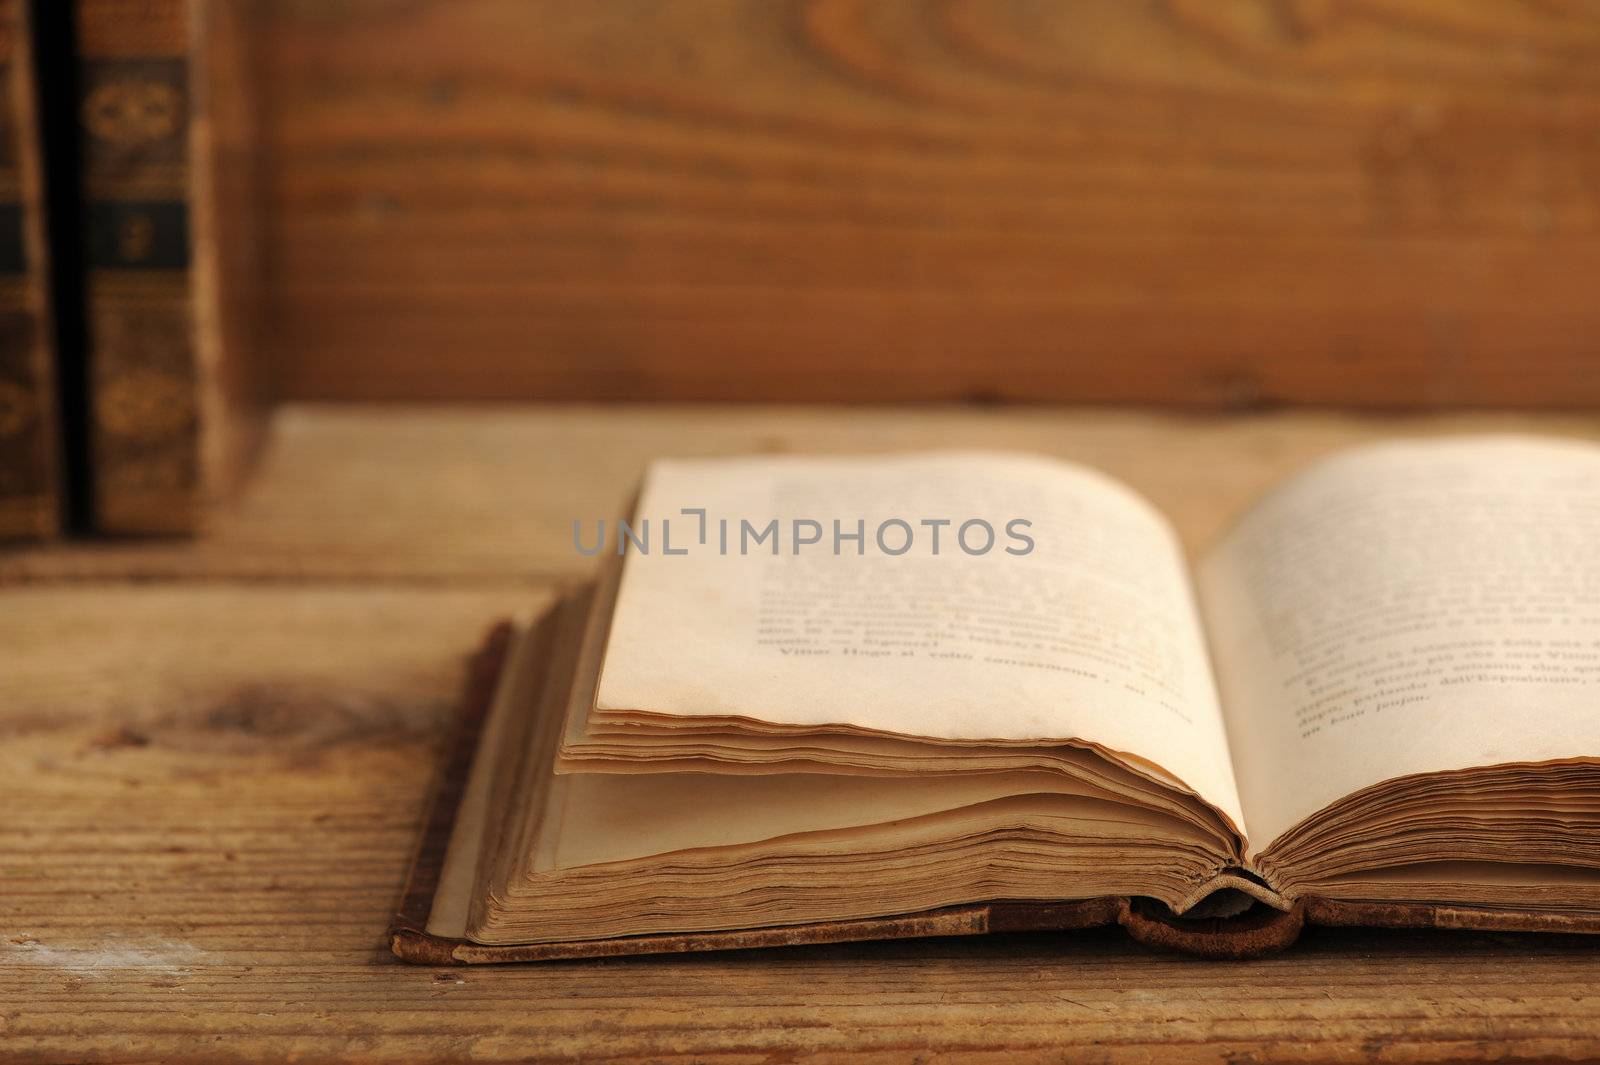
left=540, top=769, right=1200, bottom=871
left=594, top=451, right=1243, bottom=830
left=1200, top=436, right=1600, bottom=852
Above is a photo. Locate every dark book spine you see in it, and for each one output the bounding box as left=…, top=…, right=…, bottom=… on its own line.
left=0, top=0, right=60, bottom=540
left=77, top=0, right=199, bottom=534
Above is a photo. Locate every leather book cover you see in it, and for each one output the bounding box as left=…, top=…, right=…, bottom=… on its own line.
left=392, top=600, right=1600, bottom=965
left=72, top=0, right=267, bottom=535
left=76, top=0, right=200, bottom=534
left=0, top=0, right=60, bottom=540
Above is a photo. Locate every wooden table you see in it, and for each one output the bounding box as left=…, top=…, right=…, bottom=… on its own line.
left=7, top=405, right=1600, bottom=1062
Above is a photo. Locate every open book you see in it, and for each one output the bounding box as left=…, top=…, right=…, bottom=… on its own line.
left=399, top=436, right=1600, bottom=961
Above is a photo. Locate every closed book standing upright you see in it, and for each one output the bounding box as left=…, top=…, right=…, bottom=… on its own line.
left=75, top=0, right=266, bottom=535
left=0, top=0, right=59, bottom=540
left=75, top=0, right=199, bottom=534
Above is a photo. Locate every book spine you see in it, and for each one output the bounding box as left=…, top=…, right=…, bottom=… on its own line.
left=76, top=0, right=199, bottom=534
left=0, top=0, right=60, bottom=540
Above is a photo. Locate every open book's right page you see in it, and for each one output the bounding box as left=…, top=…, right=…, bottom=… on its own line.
left=1199, top=436, right=1600, bottom=855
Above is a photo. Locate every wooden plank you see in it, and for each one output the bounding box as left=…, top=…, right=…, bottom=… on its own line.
left=5, top=583, right=1600, bottom=1062
left=242, top=0, right=1600, bottom=405
left=5, top=404, right=1600, bottom=583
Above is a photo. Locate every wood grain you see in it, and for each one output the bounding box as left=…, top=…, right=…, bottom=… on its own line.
left=6, top=581, right=1600, bottom=1062
left=242, top=0, right=1600, bottom=405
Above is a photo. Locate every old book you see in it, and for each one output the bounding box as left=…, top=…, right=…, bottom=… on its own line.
left=74, top=0, right=265, bottom=535
left=0, top=0, right=59, bottom=539
left=395, top=438, right=1600, bottom=962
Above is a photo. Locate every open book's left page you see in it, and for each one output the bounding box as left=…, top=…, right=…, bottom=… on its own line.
left=567, top=451, right=1246, bottom=837
left=439, top=594, right=1247, bottom=948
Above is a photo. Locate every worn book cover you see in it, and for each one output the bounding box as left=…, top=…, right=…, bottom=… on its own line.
left=76, top=0, right=198, bottom=533
left=0, top=0, right=59, bottom=540
left=74, top=0, right=266, bottom=535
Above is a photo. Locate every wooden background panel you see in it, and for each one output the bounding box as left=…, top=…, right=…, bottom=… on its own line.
left=249, top=0, right=1600, bottom=406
